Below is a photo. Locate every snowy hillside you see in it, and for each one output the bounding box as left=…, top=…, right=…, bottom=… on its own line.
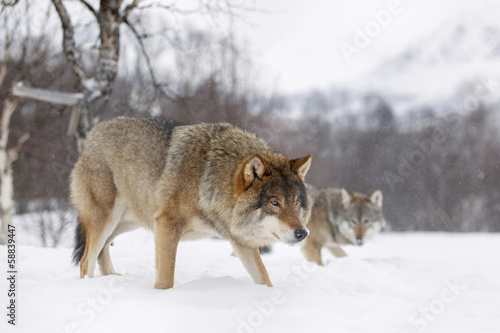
left=244, top=0, right=500, bottom=114
left=1, top=231, right=499, bottom=333
left=365, top=12, right=500, bottom=107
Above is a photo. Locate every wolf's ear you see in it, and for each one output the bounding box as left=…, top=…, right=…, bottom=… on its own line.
left=370, top=190, right=383, bottom=209
left=242, top=154, right=271, bottom=188
left=341, top=188, right=351, bottom=208
left=290, top=154, right=312, bottom=181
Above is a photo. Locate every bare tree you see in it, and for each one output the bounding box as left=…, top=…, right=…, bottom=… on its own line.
left=50, top=0, right=122, bottom=151
left=27, top=199, right=74, bottom=247
left=48, top=0, right=255, bottom=151
left=0, top=1, right=51, bottom=244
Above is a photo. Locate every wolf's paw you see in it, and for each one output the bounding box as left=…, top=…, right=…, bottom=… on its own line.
left=154, top=280, right=174, bottom=290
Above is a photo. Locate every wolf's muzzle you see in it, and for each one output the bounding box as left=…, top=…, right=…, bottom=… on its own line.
left=294, top=228, right=309, bottom=241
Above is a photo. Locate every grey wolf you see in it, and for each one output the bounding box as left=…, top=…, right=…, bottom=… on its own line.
left=301, top=185, right=386, bottom=265
left=70, top=117, right=313, bottom=289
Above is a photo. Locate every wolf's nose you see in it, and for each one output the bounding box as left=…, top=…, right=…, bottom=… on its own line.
left=294, top=228, right=309, bottom=241
left=356, top=238, right=363, bottom=246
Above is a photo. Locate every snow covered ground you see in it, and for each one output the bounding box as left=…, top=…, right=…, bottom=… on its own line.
left=1, top=230, right=499, bottom=333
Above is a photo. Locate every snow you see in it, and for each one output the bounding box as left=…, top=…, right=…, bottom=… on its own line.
left=1, top=230, right=499, bottom=333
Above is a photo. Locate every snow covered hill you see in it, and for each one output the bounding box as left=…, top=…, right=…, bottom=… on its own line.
left=364, top=9, right=500, bottom=108
left=247, top=0, right=500, bottom=116
left=1, top=231, right=499, bottom=333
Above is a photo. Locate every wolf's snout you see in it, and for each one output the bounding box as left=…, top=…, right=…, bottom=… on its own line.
left=355, top=238, right=363, bottom=246
left=294, top=228, right=309, bottom=241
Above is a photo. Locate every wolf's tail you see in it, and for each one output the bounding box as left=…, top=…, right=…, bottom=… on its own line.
left=72, top=217, right=86, bottom=265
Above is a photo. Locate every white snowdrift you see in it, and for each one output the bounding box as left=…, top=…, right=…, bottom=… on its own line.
left=1, top=231, right=499, bottom=333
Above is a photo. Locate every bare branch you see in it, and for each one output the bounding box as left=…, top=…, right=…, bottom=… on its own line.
left=78, top=0, right=98, bottom=18
left=13, top=83, right=83, bottom=106
left=25, top=3, right=53, bottom=82
left=0, top=10, right=10, bottom=87
left=134, top=2, right=195, bottom=14
left=8, top=131, right=30, bottom=162
left=129, top=1, right=264, bottom=17
left=19, top=0, right=30, bottom=68
left=1, top=0, right=20, bottom=9
left=51, top=0, right=86, bottom=85
left=122, top=17, right=179, bottom=102
left=121, top=0, right=142, bottom=20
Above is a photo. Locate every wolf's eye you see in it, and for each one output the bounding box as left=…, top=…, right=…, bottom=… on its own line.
left=271, top=200, right=280, bottom=207
left=295, top=198, right=300, bottom=206
left=350, top=219, right=356, bottom=224
left=363, top=219, right=370, bottom=224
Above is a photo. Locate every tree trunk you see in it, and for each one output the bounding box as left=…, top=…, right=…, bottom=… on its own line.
left=0, top=167, right=14, bottom=245
left=52, top=0, right=122, bottom=152
left=0, top=97, right=19, bottom=245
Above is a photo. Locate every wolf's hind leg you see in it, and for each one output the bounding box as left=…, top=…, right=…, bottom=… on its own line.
left=97, top=219, right=139, bottom=276
left=98, top=239, right=120, bottom=276
left=327, top=245, right=347, bottom=258
left=230, top=241, right=273, bottom=287
left=80, top=199, right=123, bottom=278
left=80, top=220, right=116, bottom=278
left=80, top=227, right=111, bottom=278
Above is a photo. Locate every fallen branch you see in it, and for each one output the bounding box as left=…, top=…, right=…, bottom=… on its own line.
left=13, top=84, right=82, bottom=106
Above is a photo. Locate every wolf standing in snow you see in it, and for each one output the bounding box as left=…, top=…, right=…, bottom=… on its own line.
left=301, top=185, right=386, bottom=266
left=70, top=117, right=313, bottom=289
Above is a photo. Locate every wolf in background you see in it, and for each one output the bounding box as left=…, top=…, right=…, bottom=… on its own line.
left=301, top=184, right=386, bottom=266
left=70, top=117, right=313, bottom=289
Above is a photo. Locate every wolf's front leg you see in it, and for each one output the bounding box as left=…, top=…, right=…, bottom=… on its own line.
left=301, top=240, right=324, bottom=266
left=327, top=245, right=348, bottom=258
left=230, top=241, right=273, bottom=287
left=154, top=214, right=182, bottom=289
